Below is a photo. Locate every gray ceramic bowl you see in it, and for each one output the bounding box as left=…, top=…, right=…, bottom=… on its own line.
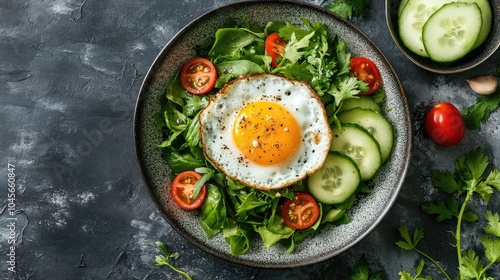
left=134, top=0, right=412, bottom=268
left=385, top=0, right=500, bottom=74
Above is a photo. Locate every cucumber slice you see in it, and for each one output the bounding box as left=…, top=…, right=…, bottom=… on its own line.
left=467, top=0, right=492, bottom=48
left=330, top=123, right=382, bottom=181
left=398, top=0, right=410, bottom=17
left=308, top=152, right=361, bottom=204
left=398, top=0, right=451, bottom=57
left=423, top=2, right=482, bottom=62
left=448, top=0, right=492, bottom=49
left=338, top=97, right=382, bottom=114
left=337, top=108, right=394, bottom=163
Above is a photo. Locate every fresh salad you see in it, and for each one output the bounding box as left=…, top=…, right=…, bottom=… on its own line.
left=156, top=18, right=393, bottom=256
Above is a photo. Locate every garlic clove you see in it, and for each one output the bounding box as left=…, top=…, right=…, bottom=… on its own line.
left=466, top=75, right=498, bottom=95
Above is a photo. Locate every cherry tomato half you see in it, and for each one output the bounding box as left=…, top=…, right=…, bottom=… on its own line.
left=281, top=192, right=320, bottom=230
left=180, top=58, right=217, bottom=95
left=350, top=57, right=381, bottom=95
left=170, top=171, right=207, bottom=210
left=265, top=33, right=287, bottom=68
left=425, top=102, right=465, bottom=147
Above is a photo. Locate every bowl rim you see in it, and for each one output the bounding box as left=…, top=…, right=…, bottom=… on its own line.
left=134, top=0, right=413, bottom=268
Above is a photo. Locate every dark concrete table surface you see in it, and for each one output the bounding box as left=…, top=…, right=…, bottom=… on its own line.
left=1, top=0, right=499, bottom=279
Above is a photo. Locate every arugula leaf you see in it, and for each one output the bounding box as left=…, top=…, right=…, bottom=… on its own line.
left=154, top=241, right=192, bottom=280
left=277, top=31, right=316, bottom=66
left=330, top=77, right=364, bottom=107
left=328, top=77, right=365, bottom=128
left=275, top=21, right=312, bottom=41
left=325, top=0, right=372, bottom=19
left=272, top=62, right=313, bottom=82
left=334, top=39, right=352, bottom=77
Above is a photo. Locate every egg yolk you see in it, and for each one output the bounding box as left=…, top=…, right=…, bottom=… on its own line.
left=232, top=100, right=301, bottom=166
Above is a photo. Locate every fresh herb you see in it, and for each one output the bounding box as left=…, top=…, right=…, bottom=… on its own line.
left=462, top=90, right=500, bottom=130
left=154, top=241, right=192, bottom=280
left=398, top=259, right=432, bottom=280
left=396, top=227, right=450, bottom=279
left=396, top=147, right=500, bottom=279
left=324, top=0, right=372, bottom=20
left=349, top=255, right=383, bottom=280
left=462, top=65, right=500, bottom=131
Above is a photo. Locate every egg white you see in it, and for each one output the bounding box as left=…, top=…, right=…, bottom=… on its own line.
left=198, top=74, right=332, bottom=190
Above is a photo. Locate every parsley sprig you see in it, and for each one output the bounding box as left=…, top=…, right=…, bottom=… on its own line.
left=155, top=241, right=192, bottom=280
left=396, top=227, right=449, bottom=280
left=349, top=256, right=383, bottom=280
left=463, top=91, right=500, bottom=131
left=463, top=65, right=500, bottom=131
left=396, top=147, right=500, bottom=279
left=324, top=0, right=372, bottom=20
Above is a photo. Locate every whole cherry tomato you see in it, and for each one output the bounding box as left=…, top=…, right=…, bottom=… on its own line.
left=425, top=102, right=465, bottom=147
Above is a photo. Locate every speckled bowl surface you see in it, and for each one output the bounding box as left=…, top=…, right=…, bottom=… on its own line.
left=134, top=0, right=412, bottom=268
left=386, top=0, right=500, bottom=74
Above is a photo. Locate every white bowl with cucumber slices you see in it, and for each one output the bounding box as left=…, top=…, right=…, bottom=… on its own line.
left=386, top=0, right=500, bottom=73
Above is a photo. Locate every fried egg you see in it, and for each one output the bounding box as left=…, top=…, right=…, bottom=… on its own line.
left=199, top=74, right=332, bottom=190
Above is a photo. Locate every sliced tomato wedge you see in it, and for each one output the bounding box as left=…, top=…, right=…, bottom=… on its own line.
left=281, top=192, right=320, bottom=230
left=180, top=58, right=217, bottom=95
left=350, top=57, right=381, bottom=95
left=265, top=32, right=287, bottom=68
left=170, top=171, right=207, bottom=210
